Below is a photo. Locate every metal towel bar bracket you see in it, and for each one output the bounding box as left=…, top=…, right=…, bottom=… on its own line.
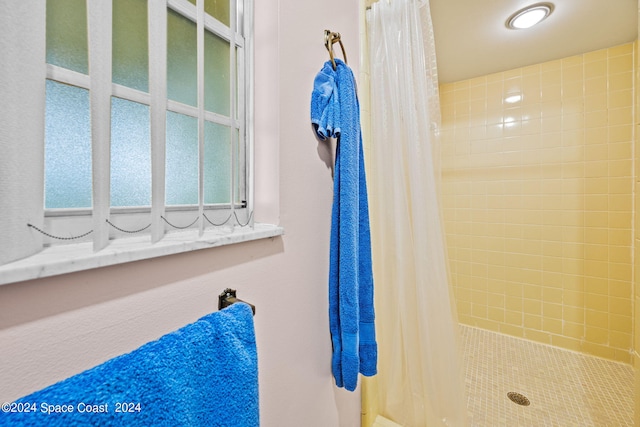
left=218, top=288, right=256, bottom=316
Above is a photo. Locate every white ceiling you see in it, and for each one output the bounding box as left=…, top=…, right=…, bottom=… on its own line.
left=430, top=0, right=638, bottom=84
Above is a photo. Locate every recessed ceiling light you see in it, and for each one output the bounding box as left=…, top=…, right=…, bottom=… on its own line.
left=507, top=3, right=554, bottom=30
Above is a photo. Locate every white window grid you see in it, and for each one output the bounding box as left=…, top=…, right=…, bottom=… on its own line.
left=40, top=0, right=254, bottom=251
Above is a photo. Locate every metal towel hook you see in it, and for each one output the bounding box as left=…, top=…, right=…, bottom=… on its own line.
left=324, top=29, right=347, bottom=70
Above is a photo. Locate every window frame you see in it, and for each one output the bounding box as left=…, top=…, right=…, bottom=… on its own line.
left=42, top=0, right=252, bottom=248
left=0, top=0, right=283, bottom=285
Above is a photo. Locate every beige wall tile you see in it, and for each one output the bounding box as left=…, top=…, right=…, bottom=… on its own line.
left=440, top=43, right=635, bottom=363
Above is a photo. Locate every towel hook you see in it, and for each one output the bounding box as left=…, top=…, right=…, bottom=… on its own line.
left=324, top=30, right=347, bottom=70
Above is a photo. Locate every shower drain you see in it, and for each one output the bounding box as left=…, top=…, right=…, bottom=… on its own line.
left=507, top=392, right=530, bottom=406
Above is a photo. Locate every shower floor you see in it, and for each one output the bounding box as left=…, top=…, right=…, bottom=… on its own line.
left=460, top=325, right=634, bottom=426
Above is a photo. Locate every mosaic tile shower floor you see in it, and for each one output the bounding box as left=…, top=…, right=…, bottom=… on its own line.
left=460, top=325, right=634, bottom=426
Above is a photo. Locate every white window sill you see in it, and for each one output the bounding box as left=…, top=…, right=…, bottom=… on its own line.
left=0, top=223, right=284, bottom=286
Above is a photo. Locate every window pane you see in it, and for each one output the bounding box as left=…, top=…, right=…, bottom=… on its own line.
left=166, top=112, right=198, bottom=205
left=204, top=122, right=231, bottom=204
left=45, top=80, right=92, bottom=209
left=205, top=0, right=230, bottom=27
left=46, top=0, right=88, bottom=74
left=167, top=9, right=197, bottom=107
left=111, top=98, right=151, bottom=207
left=205, top=30, right=230, bottom=115
left=113, top=0, right=149, bottom=92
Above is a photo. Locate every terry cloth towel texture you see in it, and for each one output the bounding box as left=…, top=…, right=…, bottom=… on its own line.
left=0, top=303, right=258, bottom=427
left=310, top=58, right=377, bottom=392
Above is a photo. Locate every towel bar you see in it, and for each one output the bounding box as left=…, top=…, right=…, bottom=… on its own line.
left=218, top=288, right=256, bottom=316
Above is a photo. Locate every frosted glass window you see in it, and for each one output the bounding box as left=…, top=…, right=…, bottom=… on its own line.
left=204, top=122, right=231, bottom=204
left=34, top=0, right=251, bottom=257
left=167, top=9, right=197, bottom=107
left=111, top=98, right=151, bottom=207
left=46, top=0, right=88, bottom=74
left=113, top=0, right=149, bottom=92
left=45, top=80, right=92, bottom=209
left=205, top=0, right=230, bottom=27
left=205, top=30, right=231, bottom=115
left=166, top=112, right=199, bottom=205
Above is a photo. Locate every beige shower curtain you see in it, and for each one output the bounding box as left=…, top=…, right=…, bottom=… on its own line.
left=363, top=0, right=468, bottom=425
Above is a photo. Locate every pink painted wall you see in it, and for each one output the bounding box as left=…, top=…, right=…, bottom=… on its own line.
left=0, top=1, right=362, bottom=426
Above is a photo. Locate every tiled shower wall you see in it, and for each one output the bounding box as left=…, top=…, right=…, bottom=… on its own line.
left=439, top=43, right=635, bottom=363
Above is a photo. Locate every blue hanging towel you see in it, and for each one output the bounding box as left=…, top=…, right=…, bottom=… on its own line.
left=0, top=303, right=259, bottom=427
left=311, top=59, right=377, bottom=392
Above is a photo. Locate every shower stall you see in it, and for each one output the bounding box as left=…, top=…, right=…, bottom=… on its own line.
left=438, top=40, right=637, bottom=425
left=362, top=0, right=639, bottom=425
